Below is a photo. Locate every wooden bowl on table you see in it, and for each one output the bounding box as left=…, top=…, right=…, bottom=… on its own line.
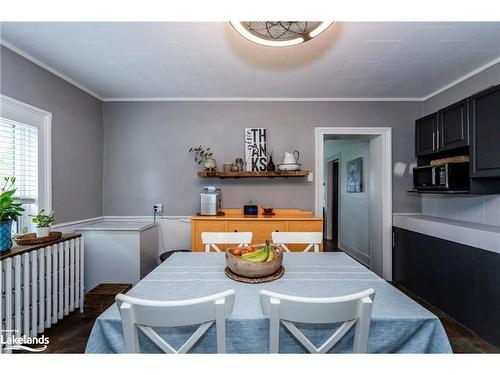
left=225, top=243, right=283, bottom=278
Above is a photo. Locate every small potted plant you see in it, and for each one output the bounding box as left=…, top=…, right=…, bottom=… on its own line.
left=0, top=177, right=25, bottom=253
left=30, top=209, right=54, bottom=238
left=189, top=146, right=217, bottom=171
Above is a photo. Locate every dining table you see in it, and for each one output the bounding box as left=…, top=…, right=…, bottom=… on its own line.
left=85, top=252, right=452, bottom=353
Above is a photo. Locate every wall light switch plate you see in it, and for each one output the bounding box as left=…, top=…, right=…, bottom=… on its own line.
left=308, top=172, right=314, bottom=182
left=154, top=203, right=163, bottom=214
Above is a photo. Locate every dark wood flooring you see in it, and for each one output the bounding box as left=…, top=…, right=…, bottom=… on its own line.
left=391, top=282, right=500, bottom=353
left=23, top=277, right=500, bottom=354
left=323, top=238, right=340, bottom=252
left=23, top=284, right=132, bottom=354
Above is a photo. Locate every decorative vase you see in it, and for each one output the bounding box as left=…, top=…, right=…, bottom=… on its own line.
left=36, top=227, right=50, bottom=238
left=266, top=154, right=276, bottom=171
left=203, top=157, right=217, bottom=171
left=0, top=220, right=13, bottom=253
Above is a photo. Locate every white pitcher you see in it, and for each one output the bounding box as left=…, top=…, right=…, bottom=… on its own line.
left=283, top=151, right=300, bottom=164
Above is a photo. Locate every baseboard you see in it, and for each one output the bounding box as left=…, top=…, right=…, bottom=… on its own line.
left=338, top=240, right=370, bottom=266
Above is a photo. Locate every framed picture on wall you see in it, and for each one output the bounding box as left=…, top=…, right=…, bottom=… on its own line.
left=346, top=157, right=363, bottom=192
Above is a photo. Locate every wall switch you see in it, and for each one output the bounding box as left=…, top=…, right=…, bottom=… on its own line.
left=308, top=172, right=314, bottom=182
left=154, top=203, right=163, bottom=214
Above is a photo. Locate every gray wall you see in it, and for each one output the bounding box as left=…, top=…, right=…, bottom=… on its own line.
left=103, top=101, right=422, bottom=216
left=421, top=61, right=500, bottom=225
left=423, top=62, right=500, bottom=114
left=0, top=46, right=103, bottom=223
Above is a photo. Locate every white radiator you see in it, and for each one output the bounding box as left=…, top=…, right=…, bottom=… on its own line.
left=0, top=236, right=84, bottom=353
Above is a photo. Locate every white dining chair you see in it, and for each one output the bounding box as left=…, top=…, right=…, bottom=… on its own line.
left=271, top=232, right=323, bottom=252
left=115, top=289, right=236, bottom=353
left=259, top=288, right=375, bottom=354
left=202, top=232, right=252, bottom=253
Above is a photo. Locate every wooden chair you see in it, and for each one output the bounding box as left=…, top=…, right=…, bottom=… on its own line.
left=259, top=288, right=375, bottom=354
left=201, top=232, right=252, bottom=253
left=116, top=289, right=236, bottom=353
left=271, top=232, right=323, bottom=252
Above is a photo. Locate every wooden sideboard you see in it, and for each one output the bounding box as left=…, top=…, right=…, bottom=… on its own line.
left=191, top=208, right=323, bottom=251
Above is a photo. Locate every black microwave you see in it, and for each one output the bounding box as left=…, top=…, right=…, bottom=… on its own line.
left=412, top=162, right=470, bottom=192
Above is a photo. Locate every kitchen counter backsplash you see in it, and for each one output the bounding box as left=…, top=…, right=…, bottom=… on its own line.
left=421, top=194, right=500, bottom=227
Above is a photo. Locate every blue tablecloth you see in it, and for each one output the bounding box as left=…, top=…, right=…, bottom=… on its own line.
left=85, top=252, right=452, bottom=353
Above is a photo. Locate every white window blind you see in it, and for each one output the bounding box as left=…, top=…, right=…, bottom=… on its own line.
left=0, top=117, right=39, bottom=200
left=0, top=116, right=39, bottom=232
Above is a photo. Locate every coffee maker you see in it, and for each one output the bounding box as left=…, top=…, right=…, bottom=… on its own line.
left=200, top=186, right=222, bottom=215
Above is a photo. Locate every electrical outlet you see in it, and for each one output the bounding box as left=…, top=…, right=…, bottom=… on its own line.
left=307, top=172, right=314, bottom=182
left=154, top=203, right=163, bottom=214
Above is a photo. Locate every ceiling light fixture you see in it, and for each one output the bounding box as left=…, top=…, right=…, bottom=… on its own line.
left=230, top=21, right=334, bottom=47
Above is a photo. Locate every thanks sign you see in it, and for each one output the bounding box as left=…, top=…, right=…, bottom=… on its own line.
left=245, top=128, right=267, bottom=171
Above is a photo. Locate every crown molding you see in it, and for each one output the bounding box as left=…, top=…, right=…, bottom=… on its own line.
left=2, top=38, right=498, bottom=104
left=0, top=39, right=103, bottom=100
left=422, top=55, right=500, bottom=101
left=102, top=97, right=423, bottom=102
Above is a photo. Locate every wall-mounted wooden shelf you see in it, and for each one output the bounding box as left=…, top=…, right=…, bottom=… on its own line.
left=197, top=170, right=310, bottom=178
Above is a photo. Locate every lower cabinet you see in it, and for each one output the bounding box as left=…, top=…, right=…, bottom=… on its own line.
left=393, top=227, right=500, bottom=347
left=191, top=220, right=226, bottom=251
left=226, top=221, right=287, bottom=244
left=191, top=219, right=323, bottom=252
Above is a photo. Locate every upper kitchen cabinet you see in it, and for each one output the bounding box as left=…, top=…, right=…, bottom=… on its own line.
left=415, top=100, right=469, bottom=157
left=438, top=99, right=468, bottom=151
left=415, top=113, right=438, bottom=156
left=469, top=85, right=500, bottom=178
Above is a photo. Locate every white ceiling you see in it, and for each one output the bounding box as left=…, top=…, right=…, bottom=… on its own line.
left=1, top=22, right=499, bottom=100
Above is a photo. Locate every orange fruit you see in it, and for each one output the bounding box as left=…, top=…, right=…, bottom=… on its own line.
left=233, top=249, right=242, bottom=256
left=246, top=245, right=255, bottom=252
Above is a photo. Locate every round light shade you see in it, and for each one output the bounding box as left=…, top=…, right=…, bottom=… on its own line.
left=230, top=21, right=334, bottom=47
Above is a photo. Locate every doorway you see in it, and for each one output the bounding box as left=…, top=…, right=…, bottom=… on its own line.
left=325, top=158, right=339, bottom=247
left=330, top=160, right=339, bottom=241
left=315, top=127, right=393, bottom=280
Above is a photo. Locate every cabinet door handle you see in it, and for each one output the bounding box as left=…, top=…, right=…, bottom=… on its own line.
left=275, top=230, right=279, bottom=232
left=433, top=131, right=436, bottom=150
left=234, top=230, right=238, bottom=232
left=436, top=129, right=440, bottom=149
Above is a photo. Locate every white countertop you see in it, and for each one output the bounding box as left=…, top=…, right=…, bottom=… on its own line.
left=75, top=220, right=157, bottom=232
left=393, top=213, right=500, bottom=254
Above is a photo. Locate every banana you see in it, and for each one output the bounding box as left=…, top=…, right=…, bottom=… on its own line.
left=241, top=241, right=276, bottom=263
left=265, top=245, right=275, bottom=262
left=241, top=247, right=267, bottom=259
left=244, top=250, right=269, bottom=262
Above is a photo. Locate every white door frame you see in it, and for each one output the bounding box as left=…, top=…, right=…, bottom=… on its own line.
left=315, top=127, right=393, bottom=280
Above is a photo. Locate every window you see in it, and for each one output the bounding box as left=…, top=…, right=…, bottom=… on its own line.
left=0, top=95, right=52, bottom=232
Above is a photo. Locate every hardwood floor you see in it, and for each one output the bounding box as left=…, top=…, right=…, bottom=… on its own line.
left=391, top=282, right=500, bottom=353
left=21, top=284, right=132, bottom=354
left=323, top=238, right=340, bottom=252
left=20, top=279, right=499, bottom=354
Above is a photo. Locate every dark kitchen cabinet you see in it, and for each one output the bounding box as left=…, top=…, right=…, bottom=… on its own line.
left=438, top=99, right=468, bottom=151
left=393, top=227, right=500, bottom=347
left=415, top=112, right=438, bottom=156
left=469, top=85, right=500, bottom=178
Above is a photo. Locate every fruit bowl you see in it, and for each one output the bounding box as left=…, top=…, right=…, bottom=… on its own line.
left=225, top=243, right=283, bottom=278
